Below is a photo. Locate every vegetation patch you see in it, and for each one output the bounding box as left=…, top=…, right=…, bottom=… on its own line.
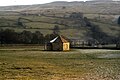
left=0, top=47, right=120, bottom=80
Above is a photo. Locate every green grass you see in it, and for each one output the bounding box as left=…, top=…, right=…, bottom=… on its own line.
left=0, top=13, right=120, bottom=39
left=0, top=46, right=120, bottom=80
left=25, top=22, right=66, bottom=29
left=61, top=28, right=88, bottom=38
left=91, top=21, right=120, bottom=37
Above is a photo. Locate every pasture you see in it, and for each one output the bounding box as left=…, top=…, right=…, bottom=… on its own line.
left=0, top=46, right=120, bottom=80
left=0, top=12, right=120, bottom=38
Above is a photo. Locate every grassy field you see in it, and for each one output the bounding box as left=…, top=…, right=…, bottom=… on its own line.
left=0, top=11, right=120, bottom=38
left=0, top=14, right=88, bottom=38
left=91, top=21, right=120, bottom=37
left=0, top=46, right=120, bottom=80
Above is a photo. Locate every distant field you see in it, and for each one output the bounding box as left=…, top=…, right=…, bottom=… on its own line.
left=0, top=14, right=88, bottom=38
left=0, top=11, right=120, bottom=38
left=0, top=46, right=120, bottom=80
left=91, top=21, right=120, bottom=37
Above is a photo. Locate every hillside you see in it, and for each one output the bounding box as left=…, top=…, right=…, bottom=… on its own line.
left=0, top=1, right=120, bottom=14
left=0, top=1, right=120, bottom=43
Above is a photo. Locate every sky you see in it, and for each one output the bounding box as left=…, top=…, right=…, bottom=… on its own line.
left=0, top=0, right=90, bottom=6
left=0, top=0, right=119, bottom=6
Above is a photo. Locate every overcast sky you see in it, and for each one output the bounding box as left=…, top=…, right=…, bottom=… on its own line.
left=0, top=0, right=91, bottom=6
left=0, top=0, right=119, bottom=6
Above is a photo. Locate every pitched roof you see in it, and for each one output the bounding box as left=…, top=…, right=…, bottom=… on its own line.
left=50, top=37, right=58, bottom=43
left=59, top=35, right=69, bottom=43
left=50, top=35, right=69, bottom=43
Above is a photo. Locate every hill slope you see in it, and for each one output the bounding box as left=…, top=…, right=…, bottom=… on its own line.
left=0, top=1, right=120, bottom=43
left=0, top=1, right=120, bottom=14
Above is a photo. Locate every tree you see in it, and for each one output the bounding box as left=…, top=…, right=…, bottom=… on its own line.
left=19, top=30, right=33, bottom=44
left=45, top=33, right=58, bottom=43
left=32, top=31, right=44, bottom=44
left=118, top=16, right=120, bottom=25
left=2, top=29, right=18, bottom=44
left=69, top=12, right=83, bottom=19
left=84, top=17, right=91, bottom=27
left=116, top=31, right=120, bottom=44
left=53, top=25, right=60, bottom=35
left=0, top=29, right=46, bottom=44
left=62, top=6, right=66, bottom=9
left=0, top=29, right=4, bottom=46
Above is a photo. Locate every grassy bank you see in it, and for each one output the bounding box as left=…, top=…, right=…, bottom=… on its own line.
left=0, top=47, right=120, bottom=80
